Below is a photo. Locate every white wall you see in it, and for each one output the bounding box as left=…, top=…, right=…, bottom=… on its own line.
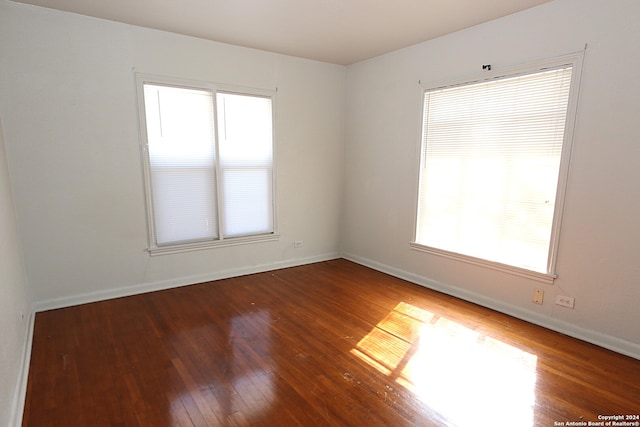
left=0, top=117, right=31, bottom=426
left=343, top=0, right=640, bottom=357
left=0, top=1, right=345, bottom=308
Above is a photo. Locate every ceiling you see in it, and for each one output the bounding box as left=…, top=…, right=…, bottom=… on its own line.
left=12, top=0, right=552, bottom=65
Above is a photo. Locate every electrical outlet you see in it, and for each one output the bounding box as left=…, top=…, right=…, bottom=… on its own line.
left=294, top=240, right=303, bottom=248
left=533, top=289, right=544, bottom=304
left=556, top=295, right=575, bottom=308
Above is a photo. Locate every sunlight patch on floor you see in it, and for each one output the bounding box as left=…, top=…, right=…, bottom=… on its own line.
left=351, top=302, right=537, bottom=427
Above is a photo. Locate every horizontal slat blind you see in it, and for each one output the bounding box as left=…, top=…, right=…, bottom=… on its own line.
left=416, top=67, right=572, bottom=273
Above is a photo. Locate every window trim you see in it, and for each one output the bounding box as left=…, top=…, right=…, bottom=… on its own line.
left=411, top=52, right=584, bottom=283
left=135, top=73, right=279, bottom=256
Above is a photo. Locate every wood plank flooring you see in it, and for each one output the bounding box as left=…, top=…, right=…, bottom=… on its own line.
left=22, top=259, right=640, bottom=426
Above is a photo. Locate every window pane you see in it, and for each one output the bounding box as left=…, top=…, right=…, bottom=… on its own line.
left=217, top=92, right=274, bottom=237
left=416, top=67, right=573, bottom=273
left=143, top=84, right=218, bottom=245
left=222, top=168, right=273, bottom=236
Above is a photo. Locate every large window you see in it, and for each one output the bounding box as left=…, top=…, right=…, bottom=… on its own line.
left=412, top=55, right=582, bottom=282
left=137, top=75, right=276, bottom=254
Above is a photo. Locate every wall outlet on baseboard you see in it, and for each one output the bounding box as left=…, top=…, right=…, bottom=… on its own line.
left=556, top=295, right=575, bottom=308
left=533, top=289, right=544, bottom=304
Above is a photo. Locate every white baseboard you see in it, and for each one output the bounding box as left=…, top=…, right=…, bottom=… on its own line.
left=343, top=252, right=640, bottom=360
left=9, top=309, right=35, bottom=427
left=33, top=252, right=340, bottom=313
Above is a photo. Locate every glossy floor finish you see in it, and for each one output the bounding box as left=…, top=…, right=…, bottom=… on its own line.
left=23, top=259, right=640, bottom=426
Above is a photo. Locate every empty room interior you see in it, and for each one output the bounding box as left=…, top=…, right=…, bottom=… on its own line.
left=1, top=0, right=639, bottom=426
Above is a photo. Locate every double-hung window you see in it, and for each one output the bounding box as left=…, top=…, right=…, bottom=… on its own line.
left=412, top=54, right=582, bottom=283
left=136, top=75, right=276, bottom=254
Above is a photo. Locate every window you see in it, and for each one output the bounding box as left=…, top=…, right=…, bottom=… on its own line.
left=137, top=75, right=276, bottom=254
left=412, top=54, right=582, bottom=283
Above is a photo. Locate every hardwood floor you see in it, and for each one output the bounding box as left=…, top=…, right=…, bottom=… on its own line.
left=23, top=259, right=640, bottom=426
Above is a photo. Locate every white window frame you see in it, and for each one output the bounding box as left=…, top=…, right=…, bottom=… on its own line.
left=135, top=73, right=278, bottom=255
left=411, top=53, right=584, bottom=284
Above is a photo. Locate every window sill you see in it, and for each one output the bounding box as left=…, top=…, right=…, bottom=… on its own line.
left=409, top=242, right=557, bottom=284
left=149, top=233, right=280, bottom=256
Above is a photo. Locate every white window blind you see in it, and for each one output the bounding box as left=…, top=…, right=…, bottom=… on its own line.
left=415, top=65, right=574, bottom=275
left=139, top=78, right=275, bottom=253
left=217, top=92, right=274, bottom=238
left=144, top=84, right=218, bottom=246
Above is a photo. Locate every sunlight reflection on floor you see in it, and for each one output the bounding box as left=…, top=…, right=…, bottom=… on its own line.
left=352, top=302, right=537, bottom=427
